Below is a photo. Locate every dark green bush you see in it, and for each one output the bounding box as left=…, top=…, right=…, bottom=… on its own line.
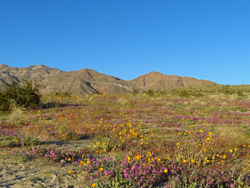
left=0, top=78, right=43, bottom=111
left=146, top=89, right=154, bottom=96
left=132, top=88, right=139, bottom=95
left=52, top=90, right=72, bottom=97
left=179, top=90, right=190, bottom=97
left=222, top=85, right=234, bottom=95
left=0, top=92, right=11, bottom=111
left=236, top=89, right=244, bottom=97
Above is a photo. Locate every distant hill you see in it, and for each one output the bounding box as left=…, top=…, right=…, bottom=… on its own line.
left=0, top=64, right=218, bottom=95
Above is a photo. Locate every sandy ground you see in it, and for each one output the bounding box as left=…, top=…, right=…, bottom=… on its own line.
left=0, top=139, right=94, bottom=188
left=0, top=139, right=167, bottom=188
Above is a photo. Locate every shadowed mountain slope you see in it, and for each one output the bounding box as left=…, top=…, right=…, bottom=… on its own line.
left=0, top=64, right=218, bottom=95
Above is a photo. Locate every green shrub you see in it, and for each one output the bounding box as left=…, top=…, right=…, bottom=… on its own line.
left=52, top=90, right=72, bottom=98
left=0, top=92, right=11, bottom=111
left=63, top=131, right=80, bottom=140
left=222, top=85, right=234, bottom=95
left=146, top=89, right=154, bottom=96
left=179, top=90, right=190, bottom=97
left=132, top=88, right=139, bottom=95
left=0, top=77, right=43, bottom=111
left=236, top=89, right=244, bottom=97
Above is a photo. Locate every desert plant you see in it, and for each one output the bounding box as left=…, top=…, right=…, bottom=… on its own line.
left=52, top=90, right=72, bottom=98
left=0, top=92, right=11, bottom=111
left=179, top=90, right=190, bottom=97
left=0, top=127, right=39, bottom=147
left=222, top=85, right=234, bottom=95
left=132, top=88, right=140, bottom=95
left=0, top=77, right=43, bottom=111
left=146, top=89, right=154, bottom=96
left=236, top=89, right=244, bottom=97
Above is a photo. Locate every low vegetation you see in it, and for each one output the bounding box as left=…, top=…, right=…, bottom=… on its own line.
left=0, top=78, right=43, bottom=111
left=1, top=82, right=250, bottom=187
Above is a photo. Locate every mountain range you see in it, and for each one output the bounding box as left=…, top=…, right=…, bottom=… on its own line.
left=0, top=63, right=217, bottom=95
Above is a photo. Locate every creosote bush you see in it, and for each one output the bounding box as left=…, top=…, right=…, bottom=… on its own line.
left=52, top=90, right=72, bottom=98
left=146, top=89, right=154, bottom=96
left=0, top=92, right=11, bottom=111
left=132, top=88, right=139, bottom=95
left=0, top=78, right=43, bottom=111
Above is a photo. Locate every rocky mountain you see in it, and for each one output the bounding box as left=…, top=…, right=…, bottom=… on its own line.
left=130, top=71, right=216, bottom=91
left=0, top=64, right=217, bottom=95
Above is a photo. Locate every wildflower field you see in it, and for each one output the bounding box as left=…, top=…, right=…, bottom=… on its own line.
left=1, top=85, right=250, bottom=187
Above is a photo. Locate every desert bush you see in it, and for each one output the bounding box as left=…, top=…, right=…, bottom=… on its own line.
left=63, top=131, right=80, bottom=141
left=132, top=88, right=140, bottom=95
left=179, top=90, right=190, bottom=97
left=0, top=78, right=43, bottom=111
left=52, top=90, right=72, bottom=98
left=0, top=92, right=11, bottom=111
left=222, top=85, right=234, bottom=95
left=146, top=89, right=154, bottom=96
left=236, top=89, right=244, bottom=97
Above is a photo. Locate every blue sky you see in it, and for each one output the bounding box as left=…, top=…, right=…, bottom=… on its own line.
left=0, top=0, right=249, bottom=85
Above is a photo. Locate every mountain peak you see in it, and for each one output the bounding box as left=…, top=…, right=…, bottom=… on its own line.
left=147, top=71, right=164, bottom=75
left=0, top=64, right=218, bottom=95
left=0, top=63, right=9, bottom=68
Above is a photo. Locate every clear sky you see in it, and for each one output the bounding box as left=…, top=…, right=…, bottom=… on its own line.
left=0, top=1, right=249, bottom=85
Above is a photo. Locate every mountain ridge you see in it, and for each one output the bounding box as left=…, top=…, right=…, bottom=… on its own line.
left=0, top=64, right=218, bottom=95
